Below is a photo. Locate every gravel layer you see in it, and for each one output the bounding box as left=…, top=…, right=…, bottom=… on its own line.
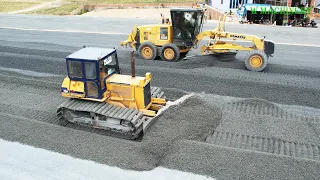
left=1, top=35, right=320, bottom=179
left=161, top=140, right=320, bottom=180
left=0, top=74, right=320, bottom=179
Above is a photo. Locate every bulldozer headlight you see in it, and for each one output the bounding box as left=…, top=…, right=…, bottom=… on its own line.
left=61, top=87, right=69, bottom=93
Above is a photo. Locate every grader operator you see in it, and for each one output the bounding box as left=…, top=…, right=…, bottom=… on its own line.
left=121, top=7, right=275, bottom=72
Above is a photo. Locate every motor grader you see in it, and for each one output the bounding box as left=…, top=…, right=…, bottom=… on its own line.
left=56, top=47, right=167, bottom=140
left=120, top=7, right=275, bottom=72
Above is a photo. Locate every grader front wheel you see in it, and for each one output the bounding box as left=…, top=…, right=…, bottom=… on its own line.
left=160, top=43, right=180, bottom=61
left=244, top=50, right=268, bottom=72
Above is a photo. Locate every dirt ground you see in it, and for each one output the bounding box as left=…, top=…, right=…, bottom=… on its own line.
left=80, top=8, right=236, bottom=23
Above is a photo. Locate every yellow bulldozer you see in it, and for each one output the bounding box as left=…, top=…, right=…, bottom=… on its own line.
left=56, top=47, right=167, bottom=139
left=120, top=7, right=275, bottom=72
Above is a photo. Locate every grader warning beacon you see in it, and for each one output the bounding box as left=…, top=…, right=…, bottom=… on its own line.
left=56, top=47, right=167, bottom=140
left=120, top=7, right=275, bottom=72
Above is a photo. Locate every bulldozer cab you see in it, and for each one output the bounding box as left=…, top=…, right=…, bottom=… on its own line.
left=170, top=8, right=205, bottom=47
left=65, top=47, right=121, bottom=99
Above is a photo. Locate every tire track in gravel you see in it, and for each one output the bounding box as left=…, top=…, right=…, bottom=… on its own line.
left=3, top=44, right=320, bottom=91
left=204, top=96, right=320, bottom=162
left=0, top=45, right=70, bottom=59
left=222, top=100, right=320, bottom=124
left=2, top=44, right=320, bottom=79
left=206, top=131, right=320, bottom=162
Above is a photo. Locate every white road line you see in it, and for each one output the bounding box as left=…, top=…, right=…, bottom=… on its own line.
left=272, top=42, right=320, bottom=48
left=1, top=26, right=320, bottom=47
left=0, top=26, right=128, bottom=35
left=0, top=138, right=215, bottom=180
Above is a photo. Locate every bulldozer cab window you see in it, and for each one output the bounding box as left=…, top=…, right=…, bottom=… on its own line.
left=86, top=81, right=98, bottom=98
left=103, top=54, right=117, bottom=75
left=99, top=60, right=106, bottom=73
left=68, top=61, right=82, bottom=78
left=99, top=60, right=106, bottom=90
left=84, top=62, right=97, bottom=79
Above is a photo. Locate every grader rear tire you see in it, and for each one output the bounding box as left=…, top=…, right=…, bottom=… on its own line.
left=138, top=42, right=157, bottom=60
left=244, top=50, right=268, bottom=72
left=160, top=43, right=180, bottom=62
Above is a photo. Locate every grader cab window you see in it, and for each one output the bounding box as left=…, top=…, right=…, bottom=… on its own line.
left=68, top=61, right=82, bottom=78
left=171, top=10, right=203, bottom=41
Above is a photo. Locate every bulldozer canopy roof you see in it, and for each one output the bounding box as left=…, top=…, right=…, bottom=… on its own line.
left=66, top=47, right=115, bottom=61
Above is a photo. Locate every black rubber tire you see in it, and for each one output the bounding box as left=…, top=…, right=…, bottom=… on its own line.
left=138, top=42, right=157, bottom=60
left=214, top=52, right=237, bottom=62
left=160, top=43, right=180, bottom=61
left=244, top=50, right=268, bottom=72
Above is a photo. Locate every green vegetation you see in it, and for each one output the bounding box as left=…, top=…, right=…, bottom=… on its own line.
left=26, top=1, right=81, bottom=15
left=26, top=0, right=199, bottom=15
left=0, top=0, right=40, bottom=12
left=87, top=0, right=198, bottom=3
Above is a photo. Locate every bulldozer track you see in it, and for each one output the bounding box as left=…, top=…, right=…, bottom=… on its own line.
left=0, top=83, right=165, bottom=140
left=206, top=131, right=320, bottom=162
left=0, top=70, right=168, bottom=139
left=56, top=98, right=146, bottom=140
left=222, top=101, right=320, bottom=124
left=55, top=86, right=166, bottom=140
left=0, top=102, right=143, bottom=140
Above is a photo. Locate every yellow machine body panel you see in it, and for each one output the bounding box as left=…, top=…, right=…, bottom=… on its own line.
left=137, top=24, right=173, bottom=47
left=61, top=77, right=85, bottom=98
left=105, top=73, right=153, bottom=111
left=61, top=72, right=155, bottom=108
left=120, top=7, right=208, bottom=61
left=195, top=15, right=272, bottom=55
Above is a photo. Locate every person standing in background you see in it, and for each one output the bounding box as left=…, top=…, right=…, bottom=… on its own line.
left=161, top=13, right=165, bottom=24
left=165, top=18, right=171, bottom=25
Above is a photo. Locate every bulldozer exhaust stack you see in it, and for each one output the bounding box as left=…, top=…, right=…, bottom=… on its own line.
left=131, top=51, right=135, bottom=77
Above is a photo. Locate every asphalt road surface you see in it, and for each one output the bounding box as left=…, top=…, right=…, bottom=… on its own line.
left=0, top=14, right=320, bottom=180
